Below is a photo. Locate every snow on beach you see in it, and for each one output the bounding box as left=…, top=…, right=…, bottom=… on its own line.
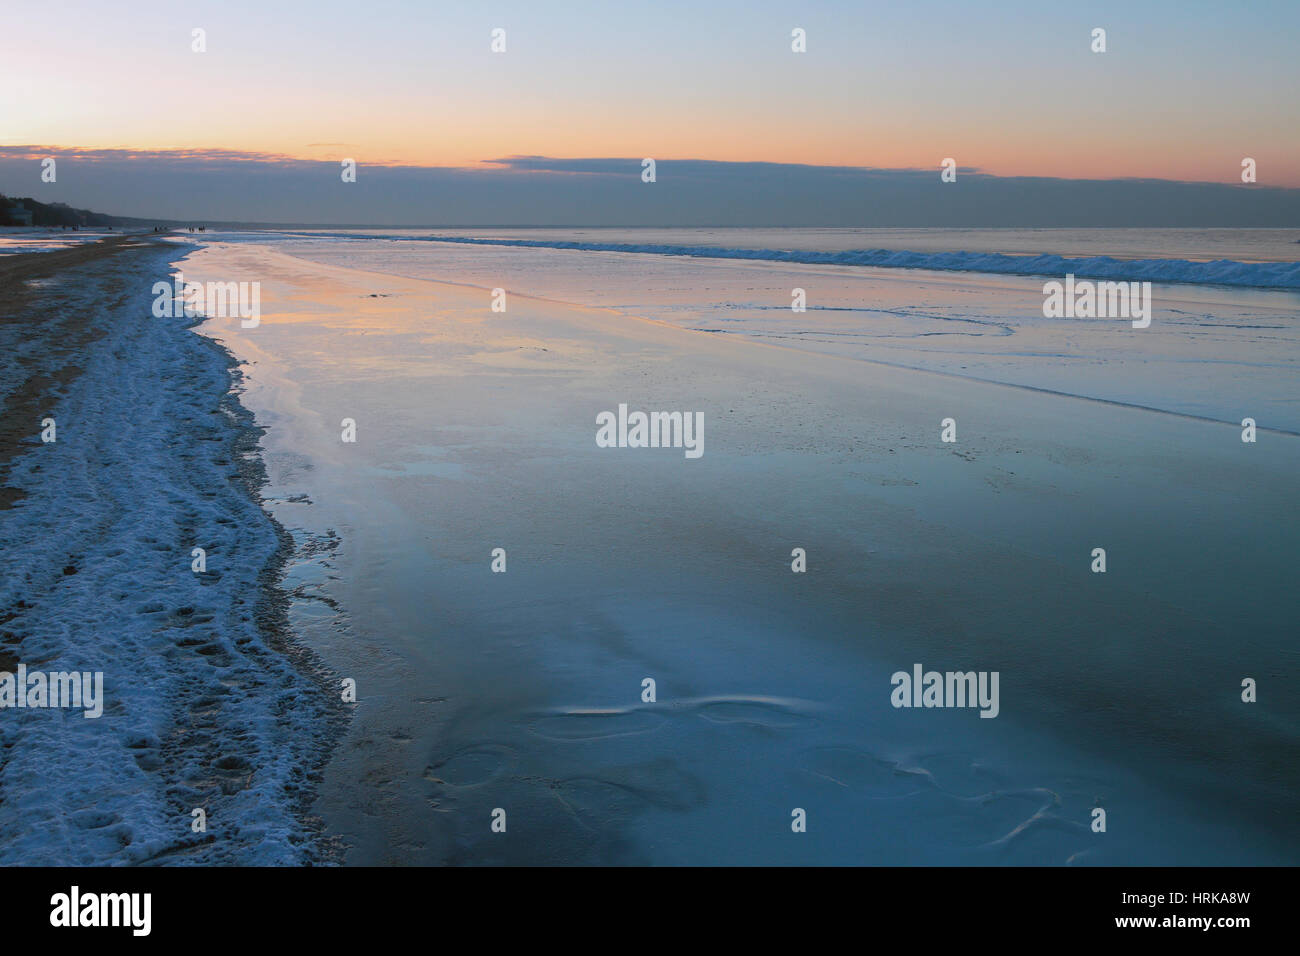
left=0, top=238, right=341, bottom=864
left=0, top=226, right=121, bottom=257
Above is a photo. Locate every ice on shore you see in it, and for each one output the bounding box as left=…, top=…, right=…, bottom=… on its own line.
left=0, top=239, right=338, bottom=865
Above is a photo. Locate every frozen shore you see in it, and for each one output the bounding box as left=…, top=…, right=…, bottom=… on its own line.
left=0, top=237, right=342, bottom=864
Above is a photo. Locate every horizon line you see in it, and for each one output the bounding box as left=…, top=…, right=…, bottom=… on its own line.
left=2, top=145, right=1295, bottom=192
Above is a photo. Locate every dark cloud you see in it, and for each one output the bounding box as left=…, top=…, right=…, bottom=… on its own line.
left=1, top=148, right=1295, bottom=226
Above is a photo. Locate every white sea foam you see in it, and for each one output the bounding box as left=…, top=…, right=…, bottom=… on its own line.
left=230, top=230, right=1300, bottom=289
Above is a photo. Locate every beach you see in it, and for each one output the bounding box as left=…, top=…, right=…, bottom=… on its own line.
left=0, top=230, right=1294, bottom=864
left=156, top=234, right=1296, bottom=865
left=6, top=0, right=1300, bottom=934
left=0, top=236, right=341, bottom=864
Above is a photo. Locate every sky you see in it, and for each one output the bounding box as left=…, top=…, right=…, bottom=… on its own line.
left=2, top=0, right=1298, bottom=224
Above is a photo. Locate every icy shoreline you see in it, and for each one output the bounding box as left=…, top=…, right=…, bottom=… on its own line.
left=0, top=238, right=343, bottom=864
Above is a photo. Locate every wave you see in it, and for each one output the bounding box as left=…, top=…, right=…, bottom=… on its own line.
left=261, top=232, right=1300, bottom=290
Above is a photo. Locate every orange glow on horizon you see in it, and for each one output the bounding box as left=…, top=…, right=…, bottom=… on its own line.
left=7, top=134, right=1297, bottom=189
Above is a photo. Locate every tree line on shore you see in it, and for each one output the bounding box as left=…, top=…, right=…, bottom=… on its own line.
left=0, top=194, right=120, bottom=228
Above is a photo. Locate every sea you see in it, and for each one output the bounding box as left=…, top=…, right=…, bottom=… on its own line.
left=2, top=227, right=1296, bottom=865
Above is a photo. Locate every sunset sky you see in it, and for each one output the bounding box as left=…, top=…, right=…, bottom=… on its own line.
left=3, top=0, right=1298, bottom=222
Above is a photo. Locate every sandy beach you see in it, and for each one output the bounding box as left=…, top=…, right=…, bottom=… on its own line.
left=0, top=236, right=342, bottom=864
left=164, top=239, right=1300, bottom=865
left=0, top=236, right=149, bottom=508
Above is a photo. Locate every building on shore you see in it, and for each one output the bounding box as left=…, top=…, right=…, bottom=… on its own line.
left=7, top=201, right=34, bottom=226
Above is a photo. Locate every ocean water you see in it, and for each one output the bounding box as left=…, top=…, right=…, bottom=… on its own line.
left=212, top=227, right=1300, bottom=433
left=174, top=230, right=1299, bottom=866
left=229, top=226, right=1300, bottom=263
